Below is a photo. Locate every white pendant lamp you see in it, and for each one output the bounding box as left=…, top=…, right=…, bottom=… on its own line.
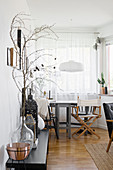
left=59, top=32, right=84, bottom=72
left=59, top=60, right=84, bottom=72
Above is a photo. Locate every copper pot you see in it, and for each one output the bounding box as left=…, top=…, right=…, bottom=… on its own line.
left=6, top=142, right=30, bottom=160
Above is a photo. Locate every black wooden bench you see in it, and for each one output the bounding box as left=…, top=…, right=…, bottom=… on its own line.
left=6, top=129, right=49, bottom=170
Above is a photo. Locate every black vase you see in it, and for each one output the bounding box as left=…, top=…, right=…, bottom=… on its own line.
left=105, top=87, right=108, bottom=94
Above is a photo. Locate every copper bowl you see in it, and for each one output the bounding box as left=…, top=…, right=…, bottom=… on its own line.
left=6, top=143, right=30, bottom=160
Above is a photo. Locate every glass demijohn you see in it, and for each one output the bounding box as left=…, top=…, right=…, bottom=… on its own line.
left=11, top=117, right=34, bottom=150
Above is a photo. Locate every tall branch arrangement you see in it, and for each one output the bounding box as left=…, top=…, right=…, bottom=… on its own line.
left=10, top=13, right=58, bottom=125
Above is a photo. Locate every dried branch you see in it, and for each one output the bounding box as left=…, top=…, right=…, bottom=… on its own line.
left=18, top=91, right=21, bottom=106
left=27, top=49, right=45, bottom=58
left=12, top=68, right=22, bottom=92
left=27, top=53, right=53, bottom=71
left=26, top=77, right=62, bottom=91
left=10, top=13, right=58, bottom=118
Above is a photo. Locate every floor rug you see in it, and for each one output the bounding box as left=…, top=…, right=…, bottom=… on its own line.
left=85, top=143, right=113, bottom=170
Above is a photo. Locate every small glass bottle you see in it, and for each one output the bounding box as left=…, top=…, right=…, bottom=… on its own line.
left=25, top=114, right=36, bottom=144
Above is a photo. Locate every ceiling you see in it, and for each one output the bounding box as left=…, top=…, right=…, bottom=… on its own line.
left=27, top=0, right=113, bottom=29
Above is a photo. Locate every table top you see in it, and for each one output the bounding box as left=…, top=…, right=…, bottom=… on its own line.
left=50, top=100, right=77, bottom=105
left=6, top=129, right=49, bottom=169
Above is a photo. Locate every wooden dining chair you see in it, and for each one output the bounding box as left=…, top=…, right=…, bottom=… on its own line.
left=71, top=96, right=101, bottom=138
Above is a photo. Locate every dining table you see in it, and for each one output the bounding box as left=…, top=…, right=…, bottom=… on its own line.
left=50, top=100, right=77, bottom=139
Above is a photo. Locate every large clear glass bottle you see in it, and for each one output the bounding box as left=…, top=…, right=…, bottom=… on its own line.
left=11, top=117, right=34, bottom=150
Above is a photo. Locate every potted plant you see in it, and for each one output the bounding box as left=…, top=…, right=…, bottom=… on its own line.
left=97, top=72, right=105, bottom=94
left=9, top=13, right=58, bottom=149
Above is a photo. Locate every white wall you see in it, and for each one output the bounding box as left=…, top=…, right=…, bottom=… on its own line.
left=97, top=95, right=113, bottom=129
left=0, top=0, right=30, bottom=169
left=99, top=23, right=113, bottom=38
left=98, top=22, right=113, bottom=74
left=96, top=25, right=113, bottom=130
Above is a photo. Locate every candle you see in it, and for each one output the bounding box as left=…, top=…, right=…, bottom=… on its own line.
left=49, top=90, right=51, bottom=99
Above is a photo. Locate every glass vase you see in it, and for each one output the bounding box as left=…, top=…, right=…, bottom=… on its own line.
left=11, top=117, right=34, bottom=150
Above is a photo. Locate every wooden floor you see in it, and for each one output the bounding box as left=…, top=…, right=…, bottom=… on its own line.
left=47, top=128, right=109, bottom=170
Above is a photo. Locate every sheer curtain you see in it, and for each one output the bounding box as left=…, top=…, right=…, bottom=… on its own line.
left=35, top=32, right=97, bottom=99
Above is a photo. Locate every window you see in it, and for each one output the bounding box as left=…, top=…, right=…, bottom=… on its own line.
left=106, top=44, right=113, bottom=91
left=36, top=32, right=97, bottom=95
left=55, top=46, right=94, bottom=93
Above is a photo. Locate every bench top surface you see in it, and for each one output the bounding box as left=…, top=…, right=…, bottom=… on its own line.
left=6, top=129, right=49, bottom=167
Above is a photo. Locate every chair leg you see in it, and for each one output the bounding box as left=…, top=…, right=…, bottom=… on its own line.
left=106, top=138, right=112, bottom=152
left=46, top=121, right=49, bottom=129
left=106, top=131, right=113, bottom=152
left=86, top=119, right=100, bottom=138
left=86, top=126, right=100, bottom=138
left=72, top=125, right=84, bottom=136
left=72, top=114, right=100, bottom=138
left=76, top=124, right=94, bottom=138
left=77, top=128, right=88, bottom=138
left=82, top=121, right=100, bottom=138
left=77, top=117, right=100, bottom=138
left=53, top=119, right=59, bottom=139
left=81, top=116, right=100, bottom=138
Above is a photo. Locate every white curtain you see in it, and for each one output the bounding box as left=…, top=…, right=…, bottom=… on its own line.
left=35, top=32, right=97, bottom=99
